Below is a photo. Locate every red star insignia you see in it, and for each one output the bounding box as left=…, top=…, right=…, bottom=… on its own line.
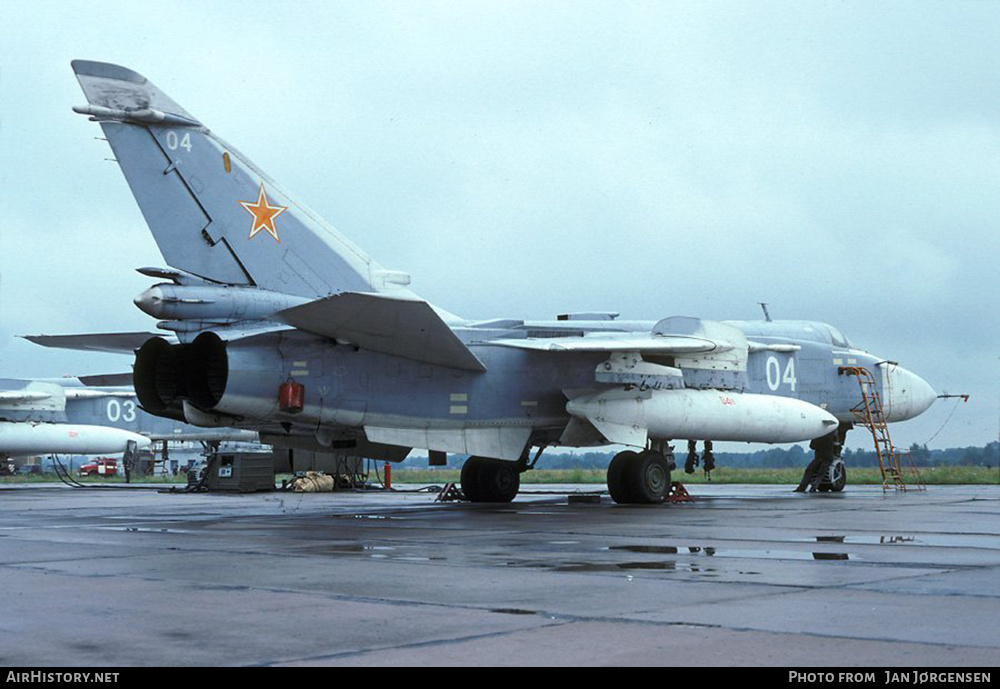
left=238, top=182, right=287, bottom=243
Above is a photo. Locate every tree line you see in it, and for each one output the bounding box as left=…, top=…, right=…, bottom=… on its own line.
left=399, top=441, right=1000, bottom=469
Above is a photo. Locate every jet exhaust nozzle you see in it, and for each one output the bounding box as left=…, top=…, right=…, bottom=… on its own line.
left=134, top=332, right=228, bottom=414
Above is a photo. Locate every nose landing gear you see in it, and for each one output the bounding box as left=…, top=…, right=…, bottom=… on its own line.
left=819, top=458, right=847, bottom=492
left=796, top=425, right=849, bottom=493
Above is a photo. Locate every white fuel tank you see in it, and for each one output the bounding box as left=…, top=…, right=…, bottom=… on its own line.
left=566, top=389, right=838, bottom=445
left=0, top=422, right=152, bottom=457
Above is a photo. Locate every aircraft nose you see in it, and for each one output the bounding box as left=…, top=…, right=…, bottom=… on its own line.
left=881, top=363, right=936, bottom=422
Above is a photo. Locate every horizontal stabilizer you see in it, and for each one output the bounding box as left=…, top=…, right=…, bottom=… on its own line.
left=76, top=372, right=136, bottom=387
left=278, top=293, right=485, bottom=372
left=22, top=332, right=167, bottom=354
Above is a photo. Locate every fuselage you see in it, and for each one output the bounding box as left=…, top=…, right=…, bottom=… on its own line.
left=170, top=317, right=934, bottom=460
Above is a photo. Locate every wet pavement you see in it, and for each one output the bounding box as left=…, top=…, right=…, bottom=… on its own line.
left=1, top=482, right=998, bottom=666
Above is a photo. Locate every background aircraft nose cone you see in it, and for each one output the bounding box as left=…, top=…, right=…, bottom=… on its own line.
left=882, top=364, right=936, bottom=422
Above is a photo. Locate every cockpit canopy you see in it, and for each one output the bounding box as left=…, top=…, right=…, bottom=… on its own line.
left=725, top=320, right=855, bottom=349
left=823, top=323, right=851, bottom=348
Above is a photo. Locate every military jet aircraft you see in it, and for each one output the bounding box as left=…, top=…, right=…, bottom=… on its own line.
left=29, top=60, right=937, bottom=503
left=0, top=374, right=255, bottom=473
left=0, top=376, right=151, bottom=466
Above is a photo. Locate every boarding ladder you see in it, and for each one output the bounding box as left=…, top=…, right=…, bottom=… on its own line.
left=839, top=366, right=925, bottom=492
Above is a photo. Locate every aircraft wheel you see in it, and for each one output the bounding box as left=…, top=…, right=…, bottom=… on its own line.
left=460, top=457, right=483, bottom=502
left=607, top=451, right=639, bottom=504
left=819, top=459, right=847, bottom=493
left=627, top=450, right=670, bottom=504
left=462, top=457, right=520, bottom=503
left=476, top=458, right=520, bottom=503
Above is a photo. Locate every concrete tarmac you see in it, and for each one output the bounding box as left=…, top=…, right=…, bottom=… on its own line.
left=1, top=482, right=998, bottom=666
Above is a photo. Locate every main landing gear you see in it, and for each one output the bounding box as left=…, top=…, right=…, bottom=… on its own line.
left=460, top=456, right=521, bottom=503
left=606, top=445, right=676, bottom=504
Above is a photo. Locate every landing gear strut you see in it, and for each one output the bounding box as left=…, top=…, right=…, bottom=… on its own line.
left=684, top=439, right=715, bottom=479
left=607, top=443, right=675, bottom=504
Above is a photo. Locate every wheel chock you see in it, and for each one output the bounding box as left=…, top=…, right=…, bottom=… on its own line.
left=667, top=481, right=694, bottom=503
left=435, top=482, right=466, bottom=502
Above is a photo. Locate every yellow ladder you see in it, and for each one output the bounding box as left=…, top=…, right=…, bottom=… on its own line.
left=839, top=366, right=925, bottom=491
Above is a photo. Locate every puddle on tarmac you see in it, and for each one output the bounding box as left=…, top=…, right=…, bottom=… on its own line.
left=329, top=514, right=403, bottom=521
left=116, top=526, right=191, bottom=534
left=106, top=513, right=220, bottom=520
left=608, top=545, right=719, bottom=555
left=507, top=544, right=855, bottom=574
left=552, top=561, right=719, bottom=574
left=490, top=608, right=538, bottom=616
left=812, top=534, right=1000, bottom=548
left=606, top=544, right=856, bottom=562
left=316, top=544, right=396, bottom=553
left=303, top=542, right=442, bottom=563
left=815, top=534, right=908, bottom=545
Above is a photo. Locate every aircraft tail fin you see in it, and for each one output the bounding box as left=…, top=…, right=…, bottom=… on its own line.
left=71, top=60, right=405, bottom=299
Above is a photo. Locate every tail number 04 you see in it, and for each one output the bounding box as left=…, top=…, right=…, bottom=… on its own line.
left=165, top=130, right=192, bottom=152
left=765, top=356, right=797, bottom=392
left=106, top=399, right=137, bottom=423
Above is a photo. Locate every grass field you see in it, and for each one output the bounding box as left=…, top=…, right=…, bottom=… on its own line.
left=3, top=466, right=996, bottom=486
left=389, top=466, right=998, bottom=485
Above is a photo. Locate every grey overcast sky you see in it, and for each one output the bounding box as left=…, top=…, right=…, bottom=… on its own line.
left=1, top=1, right=997, bottom=451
